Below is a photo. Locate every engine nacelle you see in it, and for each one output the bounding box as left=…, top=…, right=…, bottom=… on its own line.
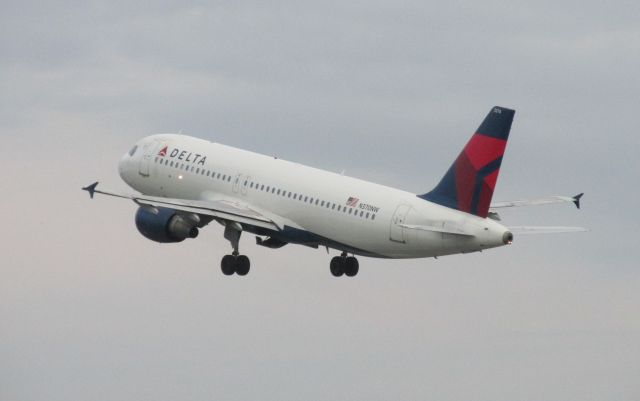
left=135, top=206, right=199, bottom=243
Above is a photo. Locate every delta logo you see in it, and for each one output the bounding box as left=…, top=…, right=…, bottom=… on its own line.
left=157, top=145, right=207, bottom=166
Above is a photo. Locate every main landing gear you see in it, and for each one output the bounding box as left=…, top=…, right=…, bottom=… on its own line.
left=221, top=253, right=250, bottom=276
left=330, top=252, right=359, bottom=277
left=220, top=224, right=251, bottom=276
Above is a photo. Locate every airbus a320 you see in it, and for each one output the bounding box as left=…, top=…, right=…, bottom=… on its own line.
left=84, top=106, right=584, bottom=277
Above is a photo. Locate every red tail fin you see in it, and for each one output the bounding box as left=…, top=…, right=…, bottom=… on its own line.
left=419, top=106, right=515, bottom=218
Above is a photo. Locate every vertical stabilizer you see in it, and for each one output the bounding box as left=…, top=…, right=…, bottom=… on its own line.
left=418, top=106, right=515, bottom=218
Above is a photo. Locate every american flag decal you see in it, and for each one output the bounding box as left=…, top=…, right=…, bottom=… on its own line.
left=346, top=197, right=359, bottom=207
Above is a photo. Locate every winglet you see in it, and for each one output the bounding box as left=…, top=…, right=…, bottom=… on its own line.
left=82, top=182, right=99, bottom=199
left=573, top=193, right=584, bottom=209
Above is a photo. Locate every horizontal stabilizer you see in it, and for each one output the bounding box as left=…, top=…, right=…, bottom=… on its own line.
left=508, top=226, right=588, bottom=235
left=399, top=223, right=475, bottom=236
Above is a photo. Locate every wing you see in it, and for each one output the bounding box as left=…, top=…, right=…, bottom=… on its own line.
left=490, top=193, right=583, bottom=210
left=82, top=181, right=280, bottom=231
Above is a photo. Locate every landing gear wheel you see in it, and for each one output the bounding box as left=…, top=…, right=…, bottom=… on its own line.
left=221, top=255, right=236, bottom=276
left=330, top=256, right=344, bottom=277
left=344, top=256, right=359, bottom=277
left=236, top=255, right=251, bottom=276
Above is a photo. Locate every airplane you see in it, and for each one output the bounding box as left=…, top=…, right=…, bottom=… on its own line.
left=83, top=106, right=585, bottom=277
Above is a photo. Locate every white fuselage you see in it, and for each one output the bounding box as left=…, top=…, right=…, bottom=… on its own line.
left=118, top=134, right=510, bottom=258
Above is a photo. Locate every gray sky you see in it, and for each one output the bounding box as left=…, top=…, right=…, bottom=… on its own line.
left=1, top=1, right=639, bottom=400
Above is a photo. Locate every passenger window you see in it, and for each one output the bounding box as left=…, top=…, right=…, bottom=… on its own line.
left=304, top=196, right=308, bottom=202
left=170, top=161, right=174, bottom=167
left=372, top=214, right=376, bottom=220
left=196, top=168, right=200, bottom=174
left=366, top=212, right=370, bottom=219
left=272, top=188, right=275, bottom=193
left=360, top=211, right=364, bottom=217
left=321, top=201, right=325, bottom=207
left=349, top=208, right=353, bottom=214
left=315, top=199, right=319, bottom=205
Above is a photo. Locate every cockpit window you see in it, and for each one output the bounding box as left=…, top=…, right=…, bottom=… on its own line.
left=128, top=145, right=138, bottom=156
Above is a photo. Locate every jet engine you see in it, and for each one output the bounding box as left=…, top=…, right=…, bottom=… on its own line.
left=135, top=206, right=199, bottom=243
